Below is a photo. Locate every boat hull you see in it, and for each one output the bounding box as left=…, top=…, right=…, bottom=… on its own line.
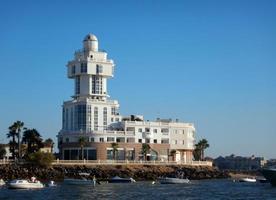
left=158, top=177, right=190, bottom=184
left=261, top=169, right=276, bottom=186
left=8, top=183, right=44, bottom=189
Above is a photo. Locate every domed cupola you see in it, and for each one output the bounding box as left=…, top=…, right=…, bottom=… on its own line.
left=83, top=33, right=98, bottom=51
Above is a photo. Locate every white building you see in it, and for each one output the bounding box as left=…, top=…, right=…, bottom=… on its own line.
left=58, top=34, right=196, bottom=162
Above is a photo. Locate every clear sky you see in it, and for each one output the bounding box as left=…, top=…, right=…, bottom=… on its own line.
left=0, top=0, right=275, bottom=159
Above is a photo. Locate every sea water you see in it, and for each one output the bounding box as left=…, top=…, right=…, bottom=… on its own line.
left=0, top=179, right=275, bottom=200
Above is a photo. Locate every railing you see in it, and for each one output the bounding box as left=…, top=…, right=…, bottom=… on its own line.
left=52, top=159, right=213, bottom=166
left=0, top=159, right=212, bottom=167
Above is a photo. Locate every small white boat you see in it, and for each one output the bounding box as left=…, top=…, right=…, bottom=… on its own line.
left=108, top=176, right=136, bottom=183
left=158, top=177, right=190, bottom=184
left=239, top=177, right=257, bottom=183
left=8, top=179, right=44, bottom=189
left=0, top=179, right=5, bottom=186
left=48, top=181, right=57, bottom=187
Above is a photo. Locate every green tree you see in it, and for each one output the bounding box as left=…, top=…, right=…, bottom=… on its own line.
left=7, top=121, right=24, bottom=159
left=0, top=144, right=6, bottom=159
left=78, top=137, right=86, bottom=160
left=141, top=143, right=151, bottom=161
left=22, top=129, right=43, bottom=155
left=44, top=138, right=54, bottom=153
left=111, top=142, right=118, bottom=160
left=26, top=151, right=54, bottom=168
left=193, top=139, right=210, bottom=161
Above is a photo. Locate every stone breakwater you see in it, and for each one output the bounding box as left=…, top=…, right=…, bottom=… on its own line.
left=0, top=164, right=229, bottom=181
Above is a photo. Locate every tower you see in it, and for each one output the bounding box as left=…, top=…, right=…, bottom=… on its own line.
left=61, top=34, right=121, bottom=133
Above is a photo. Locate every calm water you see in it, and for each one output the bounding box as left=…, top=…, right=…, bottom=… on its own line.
left=0, top=179, right=275, bottom=200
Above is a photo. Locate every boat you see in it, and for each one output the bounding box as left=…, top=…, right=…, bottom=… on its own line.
left=261, top=168, right=276, bottom=186
left=158, top=177, right=190, bottom=184
left=239, top=177, right=257, bottom=183
left=0, top=179, right=5, bottom=186
left=48, top=181, right=57, bottom=187
left=63, top=172, right=96, bottom=185
left=108, top=176, right=136, bottom=183
left=8, top=179, right=44, bottom=189
left=63, top=178, right=94, bottom=185
left=258, top=178, right=269, bottom=183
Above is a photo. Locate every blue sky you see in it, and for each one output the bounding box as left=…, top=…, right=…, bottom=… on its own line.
left=0, top=0, right=275, bottom=158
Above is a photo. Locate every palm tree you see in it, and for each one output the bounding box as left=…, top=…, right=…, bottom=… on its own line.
left=13, top=121, right=24, bottom=159
left=111, top=142, right=118, bottom=160
left=78, top=137, right=86, bottom=160
left=22, top=128, right=43, bottom=155
left=44, top=138, right=54, bottom=153
left=7, top=125, right=17, bottom=159
left=141, top=143, right=151, bottom=161
left=193, top=139, right=210, bottom=160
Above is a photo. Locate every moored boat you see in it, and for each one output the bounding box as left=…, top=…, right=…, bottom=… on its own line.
left=108, top=176, right=136, bottom=183
left=261, top=168, right=276, bottom=186
left=239, top=177, right=256, bottom=183
left=158, top=177, right=190, bottom=184
left=0, top=179, right=5, bottom=186
left=8, top=179, right=44, bottom=189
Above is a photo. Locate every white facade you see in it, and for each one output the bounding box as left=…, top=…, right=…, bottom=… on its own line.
left=58, top=34, right=196, bottom=161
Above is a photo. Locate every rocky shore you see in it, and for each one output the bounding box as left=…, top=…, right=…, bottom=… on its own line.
left=0, top=164, right=229, bottom=181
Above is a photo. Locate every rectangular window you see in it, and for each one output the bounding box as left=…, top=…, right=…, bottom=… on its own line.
left=182, top=140, right=185, bottom=145
left=111, top=118, right=114, bottom=122
left=103, top=107, right=107, bottom=129
left=94, top=107, right=98, bottom=131
left=111, top=107, right=116, bottom=115
left=153, top=129, right=157, bottom=133
left=90, top=137, right=94, bottom=142
left=100, top=138, right=104, bottom=142
left=154, top=139, right=157, bottom=143
left=92, top=75, right=102, bottom=94
left=74, top=104, right=86, bottom=131
left=145, top=128, right=150, bottom=132
left=138, top=128, right=142, bottom=132
left=96, top=64, right=103, bottom=74
left=138, top=139, right=142, bottom=143
left=71, top=65, right=75, bottom=74
left=145, top=139, right=150, bottom=143
left=161, top=139, right=169, bottom=144
left=81, top=63, right=87, bottom=73
left=75, top=76, right=80, bottom=95
left=107, top=137, right=114, bottom=142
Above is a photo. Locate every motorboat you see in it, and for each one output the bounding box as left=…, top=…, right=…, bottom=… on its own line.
left=108, top=176, right=136, bottom=183
left=63, top=178, right=94, bottom=185
left=8, top=179, right=44, bottom=189
left=158, top=177, right=190, bottom=184
left=0, top=179, right=5, bottom=186
left=261, top=167, right=276, bottom=186
left=239, top=177, right=257, bottom=183
left=64, top=172, right=96, bottom=185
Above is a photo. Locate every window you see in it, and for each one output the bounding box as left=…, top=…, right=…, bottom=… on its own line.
left=71, top=65, right=75, bottom=74
left=92, top=75, right=102, bottom=94
left=94, top=107, right=98, bottom=131
left=138, top=128, right=142, bottom=133
left=161, top=128, right=169, bottom=135
left=145, top=139, right=150, bottom=143
left=161, top=139, right=169, bottom=144
left=81, top=63, right=87, bottom=73
left=127, top=138, right=135, bottom=143
left=100, top=138, right=104, bottom=142
left=111, top=118, right=114, bottom=122
left=90, top=137, right=94, bottom=142
left=153, top=129, right=157, bottom=133
left=103, top=107, right=107, bottom=129
left=96, top=64, right=103, bottom=74
left=115, top=118, right=119, bottom=122
left=111, top=107, right=116, bottom=115
left=65, top=138, right=69, bottom=143
left=138, top=139, right=142, bottom=143
left=74, top=104, right=86, bottom=131
left=154, top=139, right=157, bottom=143
left=75, top=76, right=80, bottom=95
left=107, top=137, right=115, bottom=142
left=174, top=130, right=178, bottom=134
left=182, top=140, right=185, bottom=145
left=116, top=137, right=125, bottom=143
left=182, top=130, right=185, bottom=134
left=145, top=128, right=150, bottom=132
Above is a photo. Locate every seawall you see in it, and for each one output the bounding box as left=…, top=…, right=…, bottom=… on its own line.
left=0, top=164, right=229, bottom=181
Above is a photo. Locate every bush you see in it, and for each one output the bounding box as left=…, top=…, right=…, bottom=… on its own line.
left=26, top=152, right=55, bottom=168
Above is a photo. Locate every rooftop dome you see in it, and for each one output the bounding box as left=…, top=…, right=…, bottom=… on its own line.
left=83, top=33, right=98, bottom=41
